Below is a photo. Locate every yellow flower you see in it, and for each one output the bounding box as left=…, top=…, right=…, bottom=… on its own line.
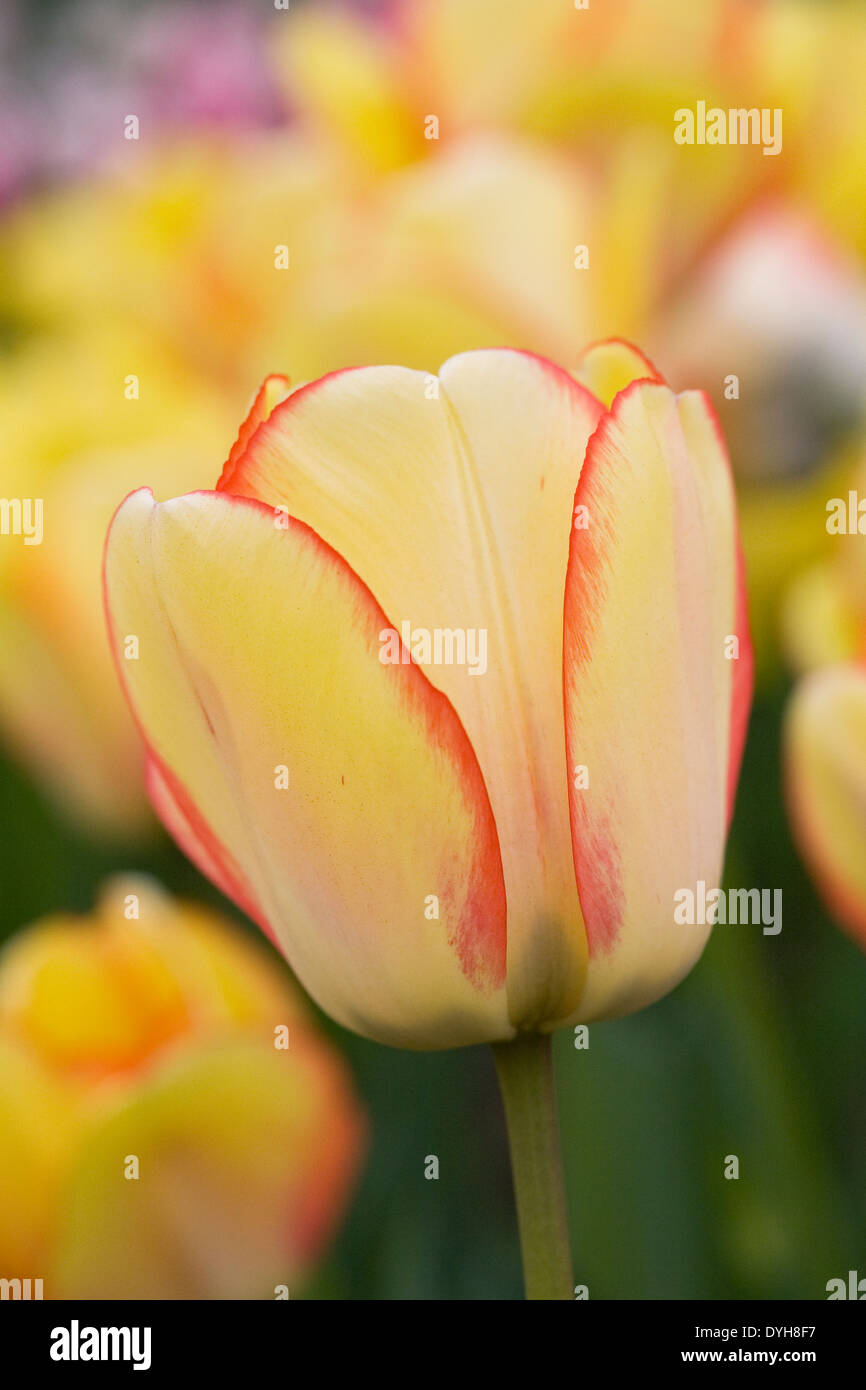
left=274, top=0, right=866, bottom=251
left=656, top=203, right=866, bottom=683
left=103, top=344, right=752, bottom=1048
left=0, top=877, right=365, bottom=1299
left=779, top=443, right=866, bottom=677
left=785, top=663, right=866, bottom=951
left=0, top=323, right=235, bottom=833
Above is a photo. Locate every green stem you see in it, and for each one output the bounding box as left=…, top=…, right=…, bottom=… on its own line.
left=491, top=1032, right=573, bottom=1300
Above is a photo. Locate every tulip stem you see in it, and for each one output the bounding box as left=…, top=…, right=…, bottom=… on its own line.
left=491, top=1032, right=573, bottom=1300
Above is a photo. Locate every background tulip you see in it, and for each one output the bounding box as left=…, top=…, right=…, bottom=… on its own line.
left=785, top=664, right=866, bottom=950
left=0, top=323, right=235, bottom=833
left=0, top=876, right=365, bottom=1299
left=657, top=204, right=866, bottom=683
left=780, top=446, right=866, bottom=678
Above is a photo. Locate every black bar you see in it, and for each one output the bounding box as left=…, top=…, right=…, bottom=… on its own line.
left=1, top=1298, right=861, bottom=1373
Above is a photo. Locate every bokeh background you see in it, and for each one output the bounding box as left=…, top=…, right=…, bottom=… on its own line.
left=1, top=0, right=865, bottom=1299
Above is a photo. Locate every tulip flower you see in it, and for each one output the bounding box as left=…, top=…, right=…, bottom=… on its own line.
left=276, top=0, right=866, bottom=259
left=785, top=663, right=866, bottom=949
left=0, top=877, right=365, bottom=1299
left=779, top=442, right=866, bottom=679
left=0, top=322, right=237, bottom=834
left=657, top=204, right=866, bottom=683
left=104, top=343, right=752, bottom=1297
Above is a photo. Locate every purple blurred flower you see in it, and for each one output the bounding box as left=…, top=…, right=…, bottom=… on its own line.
left=0, top=0, right=286, bottom=206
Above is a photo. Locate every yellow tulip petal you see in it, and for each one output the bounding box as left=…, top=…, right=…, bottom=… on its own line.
left=0, top=914, right=183, bottom=1079
left=785, top=664, right=866, bottom=949
left=90, top=877, right=309, bottom=1041
left=375, top=135, right=597, bottom=363
left=781, top=562, right=862, bottom=674
left=50, top=1040, right=365, bottom=1299
left=275, top=7, right=417, bottom=171
left=219, top=350, right=604, bottom=1028
left=403, top=0, right=571, bottom=128
left=224, top=374, right=292, bottom=480
left=0, top=880, right=362, bottom=1293
left=0, top=327, right=232, bottom=834
left=0, top=1039, right=79, bottom=1274
left=105, top=488, right=509, bottom=1048
left=0, top=877, right=316, bottom=1080
left=564, top=382, right=752, bottom=1021
left=572, top=338, right=663, bottom=410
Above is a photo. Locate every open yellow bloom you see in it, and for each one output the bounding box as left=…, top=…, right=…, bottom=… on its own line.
left=0, top=877, right=364, bottom=1299
left=104, top=344, right=752, bottom=1048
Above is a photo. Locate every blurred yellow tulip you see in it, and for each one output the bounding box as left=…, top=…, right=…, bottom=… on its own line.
left=275, top=0, right=866, bottom=268
left=780, top=448, right=866, bottom=677
left=0, top=877, right=365, bottom=1299
left=785, top=663, right=866, bottom=950
left=0, top=324, right=236, bottom=834
left=656, top=204, right=866, bottom=683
